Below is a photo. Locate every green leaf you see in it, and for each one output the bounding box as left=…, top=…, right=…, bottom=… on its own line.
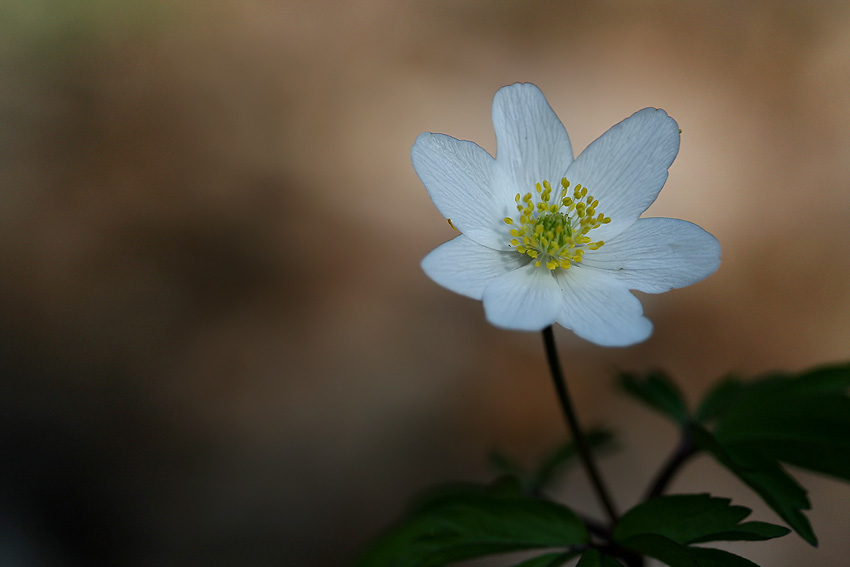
left=690, top=425, right=816, bottom=545
left=747, top=436, right=850, bottom=482
left=692, top=363, right=850, bottom=545
left=619, top=370, right=690, bottom=425
left=512, top=550, right=583, bottom=567
left=613, top=494, right=787, bottom=546
left=575, top=549, right=625, bottom=567
left=620, top=533, right=769, bottom=567
left=355, top=490, right=589, bottom=567
left=688, top=521, right=790, bottom=544
left=687, top=547, right=761, bottom=567
left=709, top=365, right=850, bottom=437
left=695, top=375, right=746, bottom=423
left=618, top=534, right=699, bottom=567
left=702, top=363, right=850, bottom=482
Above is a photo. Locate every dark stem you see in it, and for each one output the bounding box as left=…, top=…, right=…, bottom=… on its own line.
left=541, top=326, right=619, bottom=526
left=644, top=428, right=698, bottom=501
left=581, top=515, right=611, bottom=541
left=583, top=516, right=645, bottom=567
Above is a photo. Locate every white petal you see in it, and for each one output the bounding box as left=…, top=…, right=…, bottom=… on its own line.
left=555, top=267, right=653, bottom=347
left=564, top=108, right=680, bottom=242
left=492, top=83, right=574, bottom=203
left=482, top=264, right=562, bottom=331
left=581, top=218, right=721, bottom=293
left=422, top=235, right=528, bottom=300
left=411, top=132, right=508, bottom=249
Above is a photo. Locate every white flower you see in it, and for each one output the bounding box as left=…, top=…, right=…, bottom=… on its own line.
left=412, top=83, right=720, bottom=346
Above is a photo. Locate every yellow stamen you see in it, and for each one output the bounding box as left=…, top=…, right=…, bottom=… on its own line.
left=503, top=177, right=611, bottom=270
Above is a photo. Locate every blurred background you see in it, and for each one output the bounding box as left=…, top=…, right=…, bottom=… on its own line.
left=2, top=0, right=849, bottom=565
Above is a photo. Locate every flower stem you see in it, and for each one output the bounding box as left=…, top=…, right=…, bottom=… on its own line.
left=541, top=326, right=619, bottom=526
left=643, top=429, right=697, bottom=502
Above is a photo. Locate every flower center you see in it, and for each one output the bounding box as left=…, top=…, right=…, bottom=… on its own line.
left=504, top=178, right=611, bottom=270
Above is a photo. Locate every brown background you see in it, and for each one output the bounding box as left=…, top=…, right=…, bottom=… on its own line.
left=2, top=1, right=849, bottom=565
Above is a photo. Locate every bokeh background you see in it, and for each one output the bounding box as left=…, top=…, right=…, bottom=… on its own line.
left=2, top=0, right=850, bottom=565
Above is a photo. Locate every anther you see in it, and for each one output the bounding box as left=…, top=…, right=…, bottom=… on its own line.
left=507, top=179, right=609, bottom=270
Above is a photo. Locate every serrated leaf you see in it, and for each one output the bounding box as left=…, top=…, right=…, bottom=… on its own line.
left=620, top=533, right=769, bottom=567
left=575, top=549, right=625, bottom=567
left=692, top=363, right=850, bottom=545
left=512, top=550, right=583, bottom=567
left=690, top=425, right=816, bottom=545
left=701, top=363, right=850, bottom=482
left=709, top=365, right=850, bottom=436
left=695, top=376, right=746, bottom=423
left=748, top=437, right=850, bottom=481
left=687, top=547, right=761, bottom=567
left=355, top=492, right=589, bottom=567
left=613, top=494, right=786, bottom=546
left=687, top=521, right=789, bottom=544
left=713, top=397, right=850, bottom=481
left=618, top=534, right=699, bottom=567
left=619, top=370, right=690, bottom=425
